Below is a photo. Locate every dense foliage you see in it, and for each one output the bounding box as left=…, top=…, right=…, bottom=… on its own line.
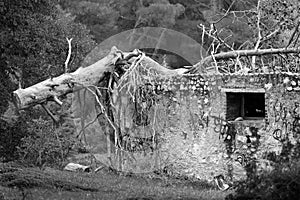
left=228, top=142, right=300, bottom=200
left=0, top=116, right=29, bottom=162
left=0, top=0, right=95, bottom=89
left=0, top=0, right=95, bottom=162
left=59, top=0, right=258, bottom=47
left=17, top=118, right=76, bottom=167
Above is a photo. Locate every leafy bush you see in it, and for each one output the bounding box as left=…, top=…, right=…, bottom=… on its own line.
left=228, top=161, right=300, bottom=200
left=0, top=118, right=29, bottom=162
left=17, top=118, right=77, bottom=168
left=228, top=141, right=300, bottom=200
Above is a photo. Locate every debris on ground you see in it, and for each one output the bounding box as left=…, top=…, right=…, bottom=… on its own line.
left=63, top=163, right=91, bottom=172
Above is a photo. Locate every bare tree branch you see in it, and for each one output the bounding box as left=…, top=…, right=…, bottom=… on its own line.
left=197, top=24, right=234, bottom=52
left=41, top=104, right=59, bottom=124
left=251, top=0, right=262, bottom=69
left=189, top=47, right=300, bottom=73
left=286, top=20, right=300, bottom=48
left=262, top=28, right=280, bottom=43
left=65, top=37, right=73, bottom=73
left=211, top=0, right=237, bottom=24
left=52, top=96, right=63, bottom=106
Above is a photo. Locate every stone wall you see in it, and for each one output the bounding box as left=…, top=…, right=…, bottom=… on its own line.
left=155, top=73, right=300, bottom=181
left=75, top=72, right=300, bottom=182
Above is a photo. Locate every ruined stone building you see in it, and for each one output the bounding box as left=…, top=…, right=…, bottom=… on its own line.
left=78, top=70, right=300, bottom=181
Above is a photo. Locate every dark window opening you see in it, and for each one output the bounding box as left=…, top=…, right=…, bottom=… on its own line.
left=226, top=92, right=265, bottom=121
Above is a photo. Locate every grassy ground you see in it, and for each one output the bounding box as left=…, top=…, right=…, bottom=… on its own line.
left=0, top=167, right=231, bottom=200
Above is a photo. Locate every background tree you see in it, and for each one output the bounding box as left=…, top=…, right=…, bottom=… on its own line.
left=0, top=0, right=96, bottom=162
left=58, top=0, right=262, bottom=68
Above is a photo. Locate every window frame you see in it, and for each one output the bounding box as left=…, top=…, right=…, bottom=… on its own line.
left=222, top=88, right=266, bottom=121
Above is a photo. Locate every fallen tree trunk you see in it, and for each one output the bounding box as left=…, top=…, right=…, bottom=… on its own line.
left=189, top=47, right=300, bottom=73
left=12, top=46, right=187, bottom=110
left=13, top=47, right=120, bottom=110
left=14, top=46, right=300, bottom=110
